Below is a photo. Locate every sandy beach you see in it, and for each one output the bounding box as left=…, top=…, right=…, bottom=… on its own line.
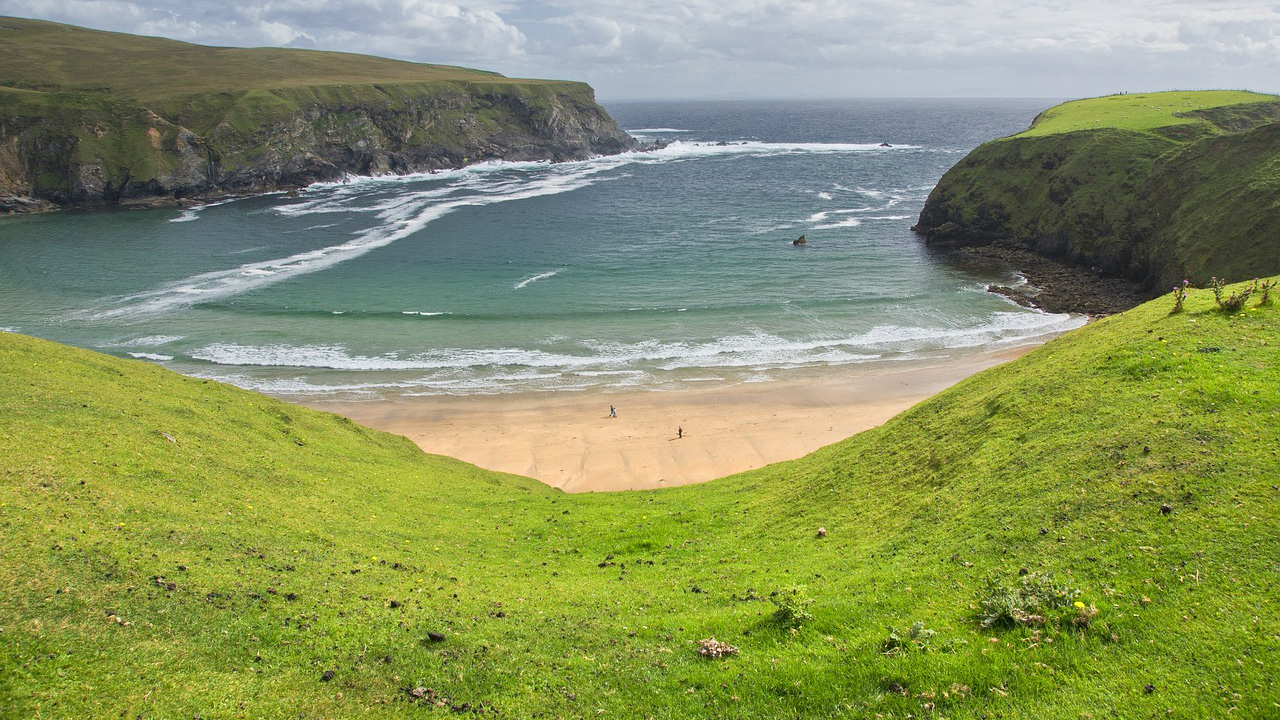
left=301, top=345, right=1036, bottom=493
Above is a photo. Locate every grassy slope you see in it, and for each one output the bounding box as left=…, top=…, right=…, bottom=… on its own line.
left=1014, top=91, right=1274, bottom=137
left=3, top=280, right=1278, bottom=718
left=0, top=16, right=535, bottom=103
left=916, top=91, right=1280, bottom=288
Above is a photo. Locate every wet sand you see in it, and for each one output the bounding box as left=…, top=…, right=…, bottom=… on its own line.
left=302, top=347, right=1034, bottom=493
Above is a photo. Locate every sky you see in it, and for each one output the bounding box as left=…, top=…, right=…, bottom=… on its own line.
left=2, top=0, right=1279, bottom=101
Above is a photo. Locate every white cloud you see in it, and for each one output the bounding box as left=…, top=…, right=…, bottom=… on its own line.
left=3, top=0, right=1278, bottom=97
left=1, top=0, right=527, bottom=65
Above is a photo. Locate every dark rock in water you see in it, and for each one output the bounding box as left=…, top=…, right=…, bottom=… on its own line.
left=793, top=235, right=807, bottom=246
left=950, top=243, right=1149, bottom=316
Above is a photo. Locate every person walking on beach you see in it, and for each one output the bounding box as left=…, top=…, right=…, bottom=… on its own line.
left=610, top=405, right=617, bottom=418
left=677, top=426, right=683, bottom=439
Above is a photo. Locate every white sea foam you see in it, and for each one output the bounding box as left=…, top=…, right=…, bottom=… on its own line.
left=0, top=326, right=16, bottom=333
left=401, top=311, right=448, bottom=316
left=626, top=128, right=692, bottom=133
left=283, top=222, right=340, bottom=233
left=189, top=310, right=1075, bottom=377
left=514, top=270, right=560, bottom=289
left=88, top=162, right=620, bottom=319
left=168, top=198, right=239, bottom=223
left=128, top=352, right=175, bottom=361
left=817, top=192, right=833, bottom=200
left=814, top=218, right=863, bottom=230
left=182, top=308, right=1083, bottom=397
left=90, top=139, right=916, bottom=320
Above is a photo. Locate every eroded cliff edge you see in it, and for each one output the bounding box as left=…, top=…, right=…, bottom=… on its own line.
left=0, top=18, right=638, bottom=213
left=913, top=92, right=1280, bottom=297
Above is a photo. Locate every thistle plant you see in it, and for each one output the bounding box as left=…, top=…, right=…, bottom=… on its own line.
left=1169, top=279, right=1190, bottom=314
left=1211, top=277, right=1253, bottom=313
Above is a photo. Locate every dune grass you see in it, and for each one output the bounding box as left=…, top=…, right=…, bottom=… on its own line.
left=2, top=279, right=1278, bottom=718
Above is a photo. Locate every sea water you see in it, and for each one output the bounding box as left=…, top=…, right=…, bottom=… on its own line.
left=0, top=98, right=1082, bottom=399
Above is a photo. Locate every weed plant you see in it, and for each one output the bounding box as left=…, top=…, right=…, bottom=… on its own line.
left=769, top=585, right=815, bottom=627
left=1211, top=276, right=1255, bottom=311
left=1169, top=279, right=1190, bottom=313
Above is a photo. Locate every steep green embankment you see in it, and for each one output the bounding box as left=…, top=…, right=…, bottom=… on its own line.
left=914, top=91, right=1280, bottom=291
left=3, top=279, right=1278, bottom=718
left=0, top=17, right=636, bottom=212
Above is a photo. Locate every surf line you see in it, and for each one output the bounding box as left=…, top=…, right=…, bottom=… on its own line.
left=514, top=270, right=561, bottom=290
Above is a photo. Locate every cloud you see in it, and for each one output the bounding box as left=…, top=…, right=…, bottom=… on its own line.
left=3, top=0, right=1278, bottom=97
left=2, top=0, right=528, bottom=65
left=517, top=0, right=1280, bottom=97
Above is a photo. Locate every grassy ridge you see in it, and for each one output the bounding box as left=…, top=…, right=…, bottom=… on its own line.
left=1016, top=90, right=1275, bottom=137
left=915, top=90, right=1280, bottom=290
left=3, top=280, right=1278, bottom=718
left=0, top=17, right=530, bottom=103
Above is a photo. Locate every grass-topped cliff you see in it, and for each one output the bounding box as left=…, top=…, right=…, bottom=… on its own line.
left=0, top=17, right=635, bottom=212
left=3, top=278, right=1278, bottom=718
left=914, top=90, right=1280, bottom=293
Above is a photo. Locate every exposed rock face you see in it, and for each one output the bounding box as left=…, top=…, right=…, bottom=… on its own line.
left=0, top=82, right=638, bottom=212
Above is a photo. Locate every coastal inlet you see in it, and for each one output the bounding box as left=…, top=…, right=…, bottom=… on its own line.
left=0, top=99, right=1083, bottom=399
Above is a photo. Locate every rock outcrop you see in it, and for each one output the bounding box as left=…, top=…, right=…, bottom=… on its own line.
left=0, top=81, right=637, bottom=212
left=913, top=93, right=1280, bottom=293
left=0, top=18, right=638, bottom=213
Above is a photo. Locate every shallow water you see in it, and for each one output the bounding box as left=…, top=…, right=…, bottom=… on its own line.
left=0, top=98, right=1082, bottom=399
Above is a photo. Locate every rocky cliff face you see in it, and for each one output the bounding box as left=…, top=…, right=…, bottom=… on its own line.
left=0, top=81, right=637, bottom=212
left=914, top=100, right=1280, bottom=291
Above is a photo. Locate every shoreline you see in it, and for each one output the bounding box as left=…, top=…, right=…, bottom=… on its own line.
left=300, top=344, right=1039, bottom=493
left=941, top=242, right=1153, bottom=317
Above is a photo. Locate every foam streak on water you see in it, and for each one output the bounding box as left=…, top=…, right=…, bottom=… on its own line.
left=1, top=99, right=1066, bottom=399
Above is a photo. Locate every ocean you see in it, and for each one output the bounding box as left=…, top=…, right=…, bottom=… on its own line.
left=0, top=98, right=1083, bottom=400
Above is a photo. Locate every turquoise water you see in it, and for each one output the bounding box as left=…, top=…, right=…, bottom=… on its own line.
left=0, top=98, right=1082, bottom=399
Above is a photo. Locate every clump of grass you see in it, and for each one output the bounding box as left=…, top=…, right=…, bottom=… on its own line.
left=1169, top=279, right=1190, bottom=314
left=976, top=571, right=1083, bottom=629
left=770, top=586, right=814, bottom=627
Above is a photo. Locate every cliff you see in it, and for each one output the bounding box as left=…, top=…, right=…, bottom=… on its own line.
left=0, top=18, right=637, bottom=212
left=914, top=91, right=1280, bottom=292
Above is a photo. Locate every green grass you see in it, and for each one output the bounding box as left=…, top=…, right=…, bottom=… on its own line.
left=1015, top=91, right=1278, bottom=138
left=0, top=16, right=547, bottom=104
left=3, top=278, right=1278, bottom=718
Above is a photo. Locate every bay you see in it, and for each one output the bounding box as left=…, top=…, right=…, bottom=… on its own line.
left=0, top=98, right=1081, bottom=399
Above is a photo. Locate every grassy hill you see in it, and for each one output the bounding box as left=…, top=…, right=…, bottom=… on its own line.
left=0, top=17, right=521, bottom=105
left=3, top=278, right=1278, bottom=718
left=914, top=90, right=1280, bottom=291
left=0, top=17, right=634, bottom=210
